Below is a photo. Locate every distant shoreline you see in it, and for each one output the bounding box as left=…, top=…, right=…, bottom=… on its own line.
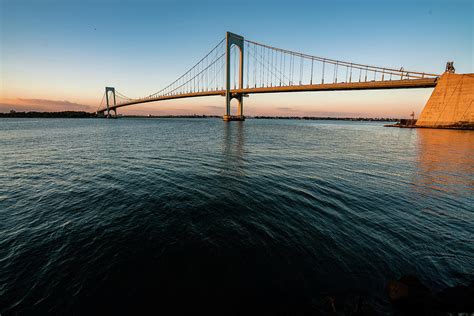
left=0, top=111, right=399, bottom=122
left=0, top=111, right=96, bottom=118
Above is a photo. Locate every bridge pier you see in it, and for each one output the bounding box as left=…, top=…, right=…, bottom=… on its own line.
left=110, top=108, right=117, bottom=118
left=105, top=87, right=116, bottom=118
left=224, top=32, right=245, bottom=122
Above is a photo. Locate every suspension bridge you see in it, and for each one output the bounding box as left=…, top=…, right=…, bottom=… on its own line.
left=97, top=32, right=441, bottom=121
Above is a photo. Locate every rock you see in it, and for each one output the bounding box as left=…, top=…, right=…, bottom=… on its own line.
left=313, top=294, right=378, bottom=316
left=388, top=276, right=474, bottom=315
left=436, top=280, right=474, bottom=313
left=387, top=275, right=437, bottom=315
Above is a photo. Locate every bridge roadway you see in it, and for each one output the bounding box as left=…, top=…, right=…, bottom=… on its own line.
left=99, top=77, right=438, bottom=112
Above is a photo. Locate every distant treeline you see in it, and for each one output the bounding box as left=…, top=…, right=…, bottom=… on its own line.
left=125, top=115, right=222, bottom=119
left=250, top=116, right=399, bottom=121
left=126, top=115, right=399, bottom=121
left=0, top=111, right=95, bottom=118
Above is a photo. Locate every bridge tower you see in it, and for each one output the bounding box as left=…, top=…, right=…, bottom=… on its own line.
left=105, top=87, right=117, bottom=118
left=224, top=32, right=245, bottom=121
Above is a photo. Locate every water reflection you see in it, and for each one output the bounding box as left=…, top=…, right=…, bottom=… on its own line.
left=414, top=128, right=474, bottom=194
left=221, top=121, right=245, bottom=176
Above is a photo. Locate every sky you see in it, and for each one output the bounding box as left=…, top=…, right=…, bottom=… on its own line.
left=1, top=0, right=472, bottom=117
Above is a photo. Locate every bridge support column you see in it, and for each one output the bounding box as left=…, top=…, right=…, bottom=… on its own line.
left=224, top=32, right=245, bottom=122
left=105, top=87, right=116, bottom=118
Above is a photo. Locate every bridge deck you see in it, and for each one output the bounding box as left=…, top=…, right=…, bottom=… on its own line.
left=99, top=78, right=438, bottom=112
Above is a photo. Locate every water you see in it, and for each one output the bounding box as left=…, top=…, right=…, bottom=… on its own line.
left=1, top=118, right=473, bottom=314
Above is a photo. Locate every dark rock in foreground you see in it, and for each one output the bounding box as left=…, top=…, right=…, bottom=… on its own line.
left=388, top=275, right=474, bottom=315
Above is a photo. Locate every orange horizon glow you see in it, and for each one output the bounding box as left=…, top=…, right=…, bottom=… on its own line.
left=0, top=88, right=434, bottom=118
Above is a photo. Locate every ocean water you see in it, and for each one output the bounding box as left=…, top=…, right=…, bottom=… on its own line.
left=0, top=118, right=473, bottom=314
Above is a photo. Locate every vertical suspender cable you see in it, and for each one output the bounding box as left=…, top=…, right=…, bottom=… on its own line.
left=290, top=54, right=295, bottom=86
left=279, top=52, right=283, bottom=87
left=253, top=44, right=257, bottom=87
left=322, top=59, right=325, bottom=84
left=247, top=42, right=249, bottom=88
left=234, top=46, right=237, bottom=89
left=270, top=49, right=274, bottom=86
left=267, top=47, right=270, bottom=86
left=287, top=53, right=290, bottom=85
left=261, top=46, right=265, bottom=87
left=299, top=56, right=303, bottom=85
left=349, top=63, right=353, bottom=83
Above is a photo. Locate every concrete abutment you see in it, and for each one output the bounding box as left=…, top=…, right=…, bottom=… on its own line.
left=416, top=73, right=474, bottom=128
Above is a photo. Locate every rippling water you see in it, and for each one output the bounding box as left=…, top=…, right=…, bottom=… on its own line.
left=1, top=118, right=473, bottom=314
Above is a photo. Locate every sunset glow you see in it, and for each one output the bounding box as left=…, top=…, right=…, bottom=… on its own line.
left=1, top=0, right=472, bottom=117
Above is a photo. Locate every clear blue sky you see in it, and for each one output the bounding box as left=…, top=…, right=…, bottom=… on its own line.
left=1, top=0, right=472, bottom=116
